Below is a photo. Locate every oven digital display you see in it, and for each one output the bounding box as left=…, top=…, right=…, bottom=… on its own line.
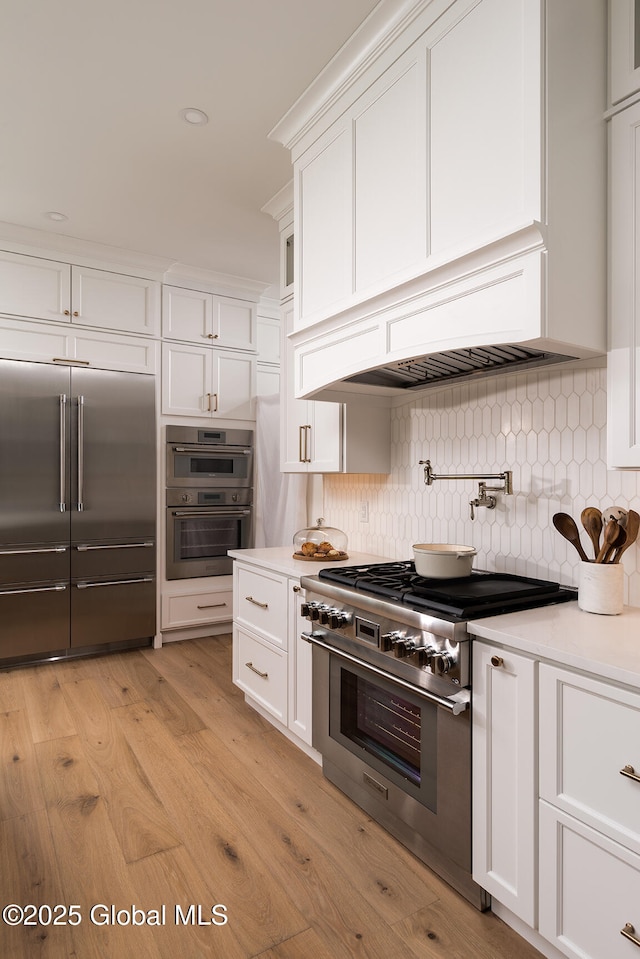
left=354, top=617, right=380, bottom=647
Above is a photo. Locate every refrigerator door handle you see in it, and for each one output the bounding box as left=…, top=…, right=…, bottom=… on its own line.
left=0, top=546, right=67, bottom=556
left=75, top=576, right=155, bottom=589
left=76, top=395, right=84, bottom=512
left=59, top=394, right=67, bottom=512
left=0, top=584, right=67, bottom=596
left=75, top=542, right=154, bottom=551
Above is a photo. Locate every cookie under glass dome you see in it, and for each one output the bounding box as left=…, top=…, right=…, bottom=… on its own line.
left=292, top=518, right=348, bottom=561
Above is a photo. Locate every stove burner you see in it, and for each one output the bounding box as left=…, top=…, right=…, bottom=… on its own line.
left=318, top=561, right=575, bottom=618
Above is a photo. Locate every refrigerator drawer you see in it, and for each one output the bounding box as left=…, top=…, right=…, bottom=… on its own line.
left=0, top=545, right=69, bottom=587
left=0, top=583, right=69, bottom=660
left=71, top=575, right=156, bottom=648
left=72, top=541, right=156, bottom=578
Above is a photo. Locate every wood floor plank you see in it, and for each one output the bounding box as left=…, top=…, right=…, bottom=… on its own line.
left=0, top=665, right=27, bottom=712
left=20, top=664, right=77, bottom=743
left=59, top=678, right=182, bottom=864
left=0, top=708, right=46, bottom=821
left=34, top=735, right=161, bottom=959
left=254, top=927, right=335, bottom=959
left=126, top=844, right=249, bottom=959
left=183, top=726, right=441, bottom=926
left=113, top=699, right=310, bottom=956
left=0, top=808, right=76, bottom=958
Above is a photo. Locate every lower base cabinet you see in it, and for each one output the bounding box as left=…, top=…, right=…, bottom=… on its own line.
left=232, top=559, right=314, bottom=751
left=161, top=579, right=233, bottom=632
left=472, top=639, right=640, bottom=959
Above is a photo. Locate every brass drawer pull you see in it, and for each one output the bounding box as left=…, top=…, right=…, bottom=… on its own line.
left=490, top=655, right=504, bottom=667
left=620, top=764, right=640, bottom=784
left=197, top=602, right=227, bottom=609
left=246, top=596, right=268, bottom=609
left=621, top=923, right=640, bottom=947
left=246, top=662, right=268, bottom=679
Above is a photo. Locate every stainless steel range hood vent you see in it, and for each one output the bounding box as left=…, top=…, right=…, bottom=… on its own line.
left=343, top=344, right=576, bottom=392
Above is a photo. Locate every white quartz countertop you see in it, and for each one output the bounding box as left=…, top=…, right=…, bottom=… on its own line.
left=469, top=602, right=640, bottom=689
left=228, top=547, right=391, bottom=579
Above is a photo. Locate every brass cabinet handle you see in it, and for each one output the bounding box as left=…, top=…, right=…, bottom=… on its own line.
left=299, top=425, right=305, bottom=463
left=196, top=602, right=227, bottom=609
left=292, top=584, right=301, bottom=593
left=304, top=424, right=311, bottom=462
left=490, top=655, right=504, bottom=667
left=246, top=595, right=268, bottom=609
left=245, top=662, right=268, bottom=679
left=206, top=332, right=219, bottom=339
left=63, top=309, right=70, bottom=316
left=621, top=923, right=640, bottom=947
left=620, top=764, right=640, bottom=784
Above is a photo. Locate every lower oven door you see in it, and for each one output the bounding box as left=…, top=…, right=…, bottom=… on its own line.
left=307, top=634, right=487, bottom=909
left=166, top=506, right=252, bottom=579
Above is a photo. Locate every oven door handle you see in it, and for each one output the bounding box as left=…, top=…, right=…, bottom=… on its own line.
left=301, top=631, right=470, bottom=715
left=170, top=509, right=251, bottom=517
left=171, top=445, right=252, bottom=455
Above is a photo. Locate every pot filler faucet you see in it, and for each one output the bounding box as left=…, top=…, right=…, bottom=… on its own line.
left=418, top=459, right=513, bottom=520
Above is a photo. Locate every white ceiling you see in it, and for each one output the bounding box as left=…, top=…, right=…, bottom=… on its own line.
left=0, top=0, right=380, bottom=290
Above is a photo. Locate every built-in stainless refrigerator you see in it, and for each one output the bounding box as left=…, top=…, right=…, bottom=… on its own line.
left=0, top=358, right=156, bottom=664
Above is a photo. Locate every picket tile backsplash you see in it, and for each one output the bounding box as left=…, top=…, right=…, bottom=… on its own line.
left=323, top=364, right=640, bottom=607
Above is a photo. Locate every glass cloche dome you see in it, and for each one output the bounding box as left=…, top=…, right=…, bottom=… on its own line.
left=293, top=517, right=348, bottom=560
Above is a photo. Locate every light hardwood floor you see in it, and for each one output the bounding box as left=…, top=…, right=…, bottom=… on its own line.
left=0, top=636, right=545, bottom=959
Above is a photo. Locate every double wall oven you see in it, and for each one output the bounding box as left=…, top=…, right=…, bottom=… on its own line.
left=166, top=426, right=253, bottom=579
left=301, top=562, right=575, bottom=910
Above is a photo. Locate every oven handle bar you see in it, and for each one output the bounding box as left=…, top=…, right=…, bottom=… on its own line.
left=170, top=509, right=251, bottom=517
left=171, top=445, right=252, bottom=455
left=301, top=632, right=470, bottom=715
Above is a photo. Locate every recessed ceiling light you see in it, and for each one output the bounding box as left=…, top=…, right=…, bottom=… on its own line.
left=45, top=211, right=68, bottom=221
left=180, top=107, right=209, bottom=126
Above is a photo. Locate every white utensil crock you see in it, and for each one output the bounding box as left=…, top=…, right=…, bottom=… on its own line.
left=578, top=561, right=624, bottom=615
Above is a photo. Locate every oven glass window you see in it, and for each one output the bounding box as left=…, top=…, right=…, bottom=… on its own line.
left=189, top=456, right=235, bottom=475
left=176, top=515, right=241, bottom=561
left=340, top=669, right=422, bottom=786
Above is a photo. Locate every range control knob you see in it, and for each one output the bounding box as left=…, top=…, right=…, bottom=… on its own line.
left=327, top=610, right=349, bottom=630
left=300, top=601, right=321, bottom=621
left=318, top=605, right=332, bottom=625
left=432, top=651, right=455, bottom=675
left=381, top=630, right=403, bottom=652
left=395, top=637, right=418, bottom=658
left=414, top=645, right=436, bottom=668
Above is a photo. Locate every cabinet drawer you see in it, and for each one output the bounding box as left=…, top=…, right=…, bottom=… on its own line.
left=539, top=802, right=640, bottom=959
left=233, top=626, right=287, bottom=723
left=162, top=589, right=232, bottom=629
left=539, top=664, right=640, bottom=853
left=234, top=565, right=288, bottom=649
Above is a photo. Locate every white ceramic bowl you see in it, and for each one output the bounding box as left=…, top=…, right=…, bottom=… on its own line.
left=412, top=543, right=477, bottom=579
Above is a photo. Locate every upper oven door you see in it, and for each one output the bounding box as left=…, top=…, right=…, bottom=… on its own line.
left=167, top=442, right=253, bottom=487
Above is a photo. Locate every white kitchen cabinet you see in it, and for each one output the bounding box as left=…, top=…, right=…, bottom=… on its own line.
left=472, top=641, right=537, bottom=926
left=161, top=581, right=233, bottom=632
left=271, top=0, right=606, bottom=399
left=231, top=559, right=317, bottom=750
left=608, top=98, right=640, bottom=467
left=0, top=251, right=160, bottom=336
left=538, top=664, right=640, bottom=958
left=609, top=0, right=640, bottom=106
left=0, top=316, right=159, bottom=374
left=162, top=285, right=257, bottom=352
left=161, top=341, right=255, bottom=419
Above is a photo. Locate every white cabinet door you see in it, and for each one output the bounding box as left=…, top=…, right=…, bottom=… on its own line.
left=233, top=625, right=288, bottom=724
left=608, top=99, right=640, bottom=467
left=0, top=251, right=70, bottom=321
left=214, top=350, right=255, bottom=420
left=162, top=286, right=212, bottom=341
left=213, top=295, right=257, bottom=351
left=472, top=641, right=536, bottom=926
left=71, top=266, right=160, bottom=335
left=539, top=802, right=640, bottom=959
left=610, top=0, right=640, bottom=106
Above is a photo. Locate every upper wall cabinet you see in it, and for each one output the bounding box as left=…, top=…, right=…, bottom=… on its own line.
left=162, top=285, right=257, bottom=352
left=0, top=250, right=160, bottom=336
left=609, top=0, right=640, bottom=105
left=270, top=0, right=607, bottom=400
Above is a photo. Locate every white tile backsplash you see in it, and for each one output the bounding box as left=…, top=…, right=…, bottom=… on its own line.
left=323, top=364, right=640, bottom=607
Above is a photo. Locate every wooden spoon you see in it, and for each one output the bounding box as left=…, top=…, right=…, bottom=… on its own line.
left=581, top=506, right=603, bottom=560
left=613, top=509, right=640, bottom=564
left=552, top=512, right=590, bottom=562
left=595, top=518, right=624, bottom=563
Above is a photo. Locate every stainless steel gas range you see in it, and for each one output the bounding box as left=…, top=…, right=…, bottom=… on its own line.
left=300, top=561, right=575, bottom=910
